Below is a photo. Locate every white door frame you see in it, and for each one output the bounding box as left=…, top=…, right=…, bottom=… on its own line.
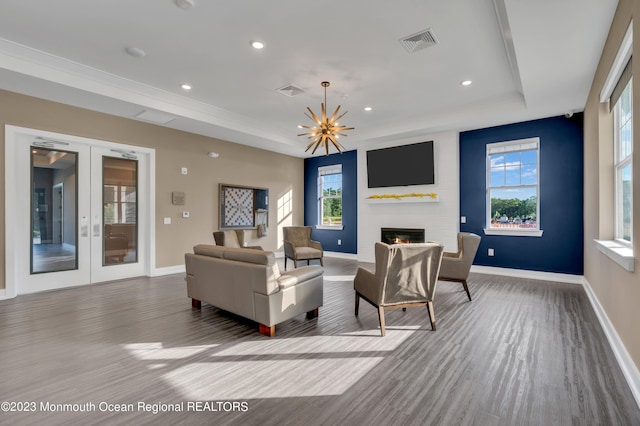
left=4, top=125, right=156, bottom=298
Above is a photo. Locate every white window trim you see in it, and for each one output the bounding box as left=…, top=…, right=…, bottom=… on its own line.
left=614, top=79, right=633, bottom=245
left=318, top=164, right=343, bottom=229
left=596, top=20, right=635, bottom=271
left=594, top=240, right=634, bottom=272
left=484, top=137, right=543, bottom=237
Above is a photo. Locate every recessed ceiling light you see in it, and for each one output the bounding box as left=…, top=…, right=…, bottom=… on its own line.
left=461, top=80, right=473, bottom=86
left=297, top=125, right=303, bottom=129
left=175, top=0, right=195, bottom=10
left=364, top=107, right=373, bottom=111
left=250, top=40, right=265, bottom=49
left=125, top=46, right=146, bottom=58
left=181, top=84, right=192, bottom=90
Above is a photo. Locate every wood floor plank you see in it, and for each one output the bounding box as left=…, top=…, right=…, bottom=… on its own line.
left=0, top=258, right=638, bottom=425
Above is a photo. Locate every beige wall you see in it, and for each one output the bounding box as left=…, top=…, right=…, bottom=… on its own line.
left=0, top=89, right=305, bottom=289
left=584, top=0, right=640, bottom=370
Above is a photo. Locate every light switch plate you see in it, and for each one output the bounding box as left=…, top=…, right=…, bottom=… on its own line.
left=461, top=216, right=467, bottom=223
left=163, top=217, right=171, bottom=225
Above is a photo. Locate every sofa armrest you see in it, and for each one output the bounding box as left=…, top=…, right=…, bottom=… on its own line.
left=278, top=265, right=324, bottom=289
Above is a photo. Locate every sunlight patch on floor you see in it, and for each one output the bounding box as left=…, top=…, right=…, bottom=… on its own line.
left=163, top=357, right=384, bottom=399
left=123, top=342, right=218, bottom=360
left=323, top=275, right=355, bottom=282
left=212, top=327, right=419, bottom=356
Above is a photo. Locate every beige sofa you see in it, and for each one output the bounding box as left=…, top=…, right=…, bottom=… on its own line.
left=185, top=244, right=324, bottom=336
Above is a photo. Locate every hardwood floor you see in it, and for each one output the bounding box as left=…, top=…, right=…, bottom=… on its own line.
left=0, top=257, right=638, bottom=425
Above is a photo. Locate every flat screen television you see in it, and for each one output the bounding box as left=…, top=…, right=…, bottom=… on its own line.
left=366, top=141, right=434, bottom=188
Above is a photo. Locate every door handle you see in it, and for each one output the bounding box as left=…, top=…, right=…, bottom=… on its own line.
left=93, top=216, right=101, bottom=237
left=80, top=216, right=88, bottom=237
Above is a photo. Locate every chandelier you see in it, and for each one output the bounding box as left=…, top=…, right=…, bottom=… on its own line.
left=298, top=81, right=354, bottom=155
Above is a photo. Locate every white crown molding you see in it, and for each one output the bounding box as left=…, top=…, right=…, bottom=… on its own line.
left=0, top=38, right=294, bottom=146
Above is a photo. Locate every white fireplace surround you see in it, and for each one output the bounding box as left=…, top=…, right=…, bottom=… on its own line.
left=357, top=131, right=460, bottom=263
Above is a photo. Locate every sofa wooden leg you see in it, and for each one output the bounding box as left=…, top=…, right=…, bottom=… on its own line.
left=355, top=292, right=360, bottom=316
left=259, top=324, right=275, bottom=337
left=320, top=258, right=324, bottom=266
left=306, top=308, right=319, bottom=319
left=191, top=299, right=201, bottom=309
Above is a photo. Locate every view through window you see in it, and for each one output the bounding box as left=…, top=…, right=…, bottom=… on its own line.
left=318, top=164, right=342, bottom=227
left=486, top=138, right=539, bottom=231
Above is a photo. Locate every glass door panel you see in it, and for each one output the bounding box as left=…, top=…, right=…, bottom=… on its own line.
left=31, top=148, right=78, bottom=274
left=102, top=157, right=138, bottom=266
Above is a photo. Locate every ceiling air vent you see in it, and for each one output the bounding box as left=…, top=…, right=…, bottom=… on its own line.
left=399, top=28, right=439, bottom=54
left=135, top=109, right=176, bottom=124
left=276, top=84, right=305, bottom=97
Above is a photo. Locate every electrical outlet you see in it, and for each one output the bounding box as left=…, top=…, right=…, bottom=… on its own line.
left=181, top=167, right=188, bottom=175
left=182, top=211, right=190, bottom=218
left=461, top=216, right=467, bottom=224
left=488, top=248, right=494, bottom=256
left=163, top=217, right=171, bottom=225
left=338, top=239, right=342, bottom=246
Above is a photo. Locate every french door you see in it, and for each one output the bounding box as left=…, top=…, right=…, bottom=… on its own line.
left=6, top=126, right=153, bottom=296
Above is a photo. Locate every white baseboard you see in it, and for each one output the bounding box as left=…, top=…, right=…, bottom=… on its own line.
left=151, top=265, right=185, bottom=276
left=582, top=277, right=640, bottom=409
left=470, top=265, right=583, bottom=284
left=324, top=251, right=358, bottom=260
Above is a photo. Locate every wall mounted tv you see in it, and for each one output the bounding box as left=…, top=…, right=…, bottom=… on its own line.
left=366, top=141, right=435, bottom=188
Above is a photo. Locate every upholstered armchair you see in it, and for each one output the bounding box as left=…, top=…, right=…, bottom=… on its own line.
left=282, top=226, right=323, bottom=270
left=354, top=242, right=444, bottom=336
left=438, top=232, right=481, bottom=301
left=213, top=230, right=263, bottom=250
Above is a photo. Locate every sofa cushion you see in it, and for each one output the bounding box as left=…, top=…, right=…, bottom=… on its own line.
left=193, top=244, right=225, bottom=258
left=292, top=246, right=323, bottom=260
left=277, top=265, right=323, bottom=289
left=223, top=247, right=274, bottom=265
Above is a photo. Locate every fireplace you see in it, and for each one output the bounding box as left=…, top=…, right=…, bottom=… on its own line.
left=381, top=228, right=425, bottom=244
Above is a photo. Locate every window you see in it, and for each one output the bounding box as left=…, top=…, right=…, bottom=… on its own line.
left=318, top=164, right=342, bottom=228
left=485, top=138, right=542, bottom=236
left=614, top=78, right=633, bottom=244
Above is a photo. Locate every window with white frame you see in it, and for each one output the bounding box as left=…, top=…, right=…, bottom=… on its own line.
left=318, top=164, right=342, bottom=228
left=613, top=70, right=633, bottom=244
left=485, top=138, right=541, bottom=235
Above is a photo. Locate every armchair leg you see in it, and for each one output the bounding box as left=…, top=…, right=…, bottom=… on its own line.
left=306, top=308, right=319, bottom=319
left=426, top=301, right=436, bottom=331
left=284, top=257, right=287, bottom=271
left=462, top=280, right=472, bottom=301
left=307, top=260, right=310, bottom=265
left=191, top=299, right=201, bottom=309
left=320, top=258, right=324, bottom=266
left=293, top=260, right=298, bottom=268
left=259, top=324, right=275, bottom=337
left=355, top=292, right=360, bottom=316
left=378, top=306, right=386, bottom=337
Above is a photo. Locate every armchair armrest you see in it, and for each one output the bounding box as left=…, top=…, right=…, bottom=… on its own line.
left=283, top=240, right=296, bottom=258
left=309, top=240, right=323, bottom=251
left=353, top=267, right=380, bottom=304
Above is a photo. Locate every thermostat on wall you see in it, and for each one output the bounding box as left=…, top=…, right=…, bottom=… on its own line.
left=172, top=191, right=185, bottom=205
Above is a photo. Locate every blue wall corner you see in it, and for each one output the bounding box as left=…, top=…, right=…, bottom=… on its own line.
left=304, top=150, right=358, bottom=254
left=459, top=114, right=584, bottom=275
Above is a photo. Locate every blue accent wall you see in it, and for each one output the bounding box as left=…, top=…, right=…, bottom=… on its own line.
left=304, top=150, right=357, bottom=254
left=459, top=114, right=584, bottom=275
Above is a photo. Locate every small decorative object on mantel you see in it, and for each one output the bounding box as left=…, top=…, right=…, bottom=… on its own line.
left=366, top=192, right=439, bottom=204
left=367, top=192, right=438, bottom=200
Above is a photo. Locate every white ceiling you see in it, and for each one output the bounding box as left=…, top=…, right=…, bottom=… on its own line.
left=0, top=0, right=617, bottom=157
